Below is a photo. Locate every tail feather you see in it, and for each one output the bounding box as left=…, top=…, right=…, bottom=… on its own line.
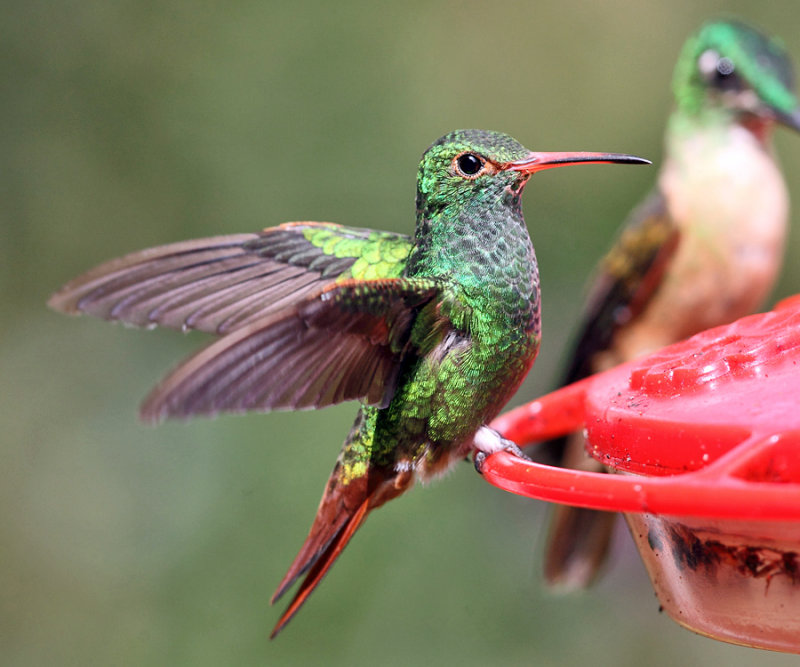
left=543, top=502, right=616, bottom=590
left=270, top=498, right=358, bottom=605
left=542, top=431, right=615, bottom=590
left=268, top=455, right=413, bottom=639
left=270, top=500, right=370, bottom=639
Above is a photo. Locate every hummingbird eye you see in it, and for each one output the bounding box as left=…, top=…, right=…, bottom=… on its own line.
left=698, top=50, right=743, bottom=91
left=716, top=56, right=735, bottom=77
left=712, top=56, right=744, bottom=90
left=454, top=153, right=485, bottom=178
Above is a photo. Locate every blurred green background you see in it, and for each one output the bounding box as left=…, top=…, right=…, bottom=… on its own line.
left=4, top=1, right=800, bottom=665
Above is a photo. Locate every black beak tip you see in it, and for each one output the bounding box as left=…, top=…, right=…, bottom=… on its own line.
left=615, top=155, right=652, bottom=166
left=777, top=108, right=800, bottom=133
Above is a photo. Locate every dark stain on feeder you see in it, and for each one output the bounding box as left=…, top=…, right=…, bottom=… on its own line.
left=647, top=528, right=663, bottom=552
left=782, top=552, right=800, bottom=583
left=664, top=524, right=800, bottom=585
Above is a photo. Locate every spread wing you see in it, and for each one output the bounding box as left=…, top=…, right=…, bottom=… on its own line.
left=560, top=190, right=680, bottom=385
left=48, top=222, right=414, bottom=336
left=140, top=278, right=441, bottom=421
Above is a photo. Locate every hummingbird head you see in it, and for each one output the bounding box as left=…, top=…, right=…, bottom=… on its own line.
left=673, top=19, right=800, bottom=132
left=408, top=130, right=647, bottom=282
left=416, top=129, right=648, bottom=219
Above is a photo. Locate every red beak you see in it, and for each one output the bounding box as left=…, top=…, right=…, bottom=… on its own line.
left=506, top=151, right=650, bottom=174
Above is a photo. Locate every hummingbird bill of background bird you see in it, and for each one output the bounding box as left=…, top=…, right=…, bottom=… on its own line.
left=48, top=129, right=648, bottom=636
left=544, top=19, right=800, bottom=591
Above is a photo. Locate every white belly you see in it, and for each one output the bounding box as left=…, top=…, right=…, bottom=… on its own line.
left=611, top=124, right=789, bottom=361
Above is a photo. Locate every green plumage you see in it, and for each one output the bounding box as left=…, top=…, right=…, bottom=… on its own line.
left=48, top=128, right=646, bottom=636
left=673, top=19, right=797, bottom=117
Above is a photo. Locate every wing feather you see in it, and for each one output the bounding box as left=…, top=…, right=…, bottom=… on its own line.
left=140, top=278, right=441, bottom=421
left=49, top=223, right=413, bottom=335
left=560, top=190, right=680, bottom=385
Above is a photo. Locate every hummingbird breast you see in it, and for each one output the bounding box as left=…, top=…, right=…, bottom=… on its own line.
left=608, top=122, right=788, bottom=363
left=381, top=204, right=542, bottom=479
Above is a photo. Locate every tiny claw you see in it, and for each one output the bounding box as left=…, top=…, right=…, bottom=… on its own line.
left=474, top=451, right=488, bottom=474
left=501, top=441, right=530, bottom=461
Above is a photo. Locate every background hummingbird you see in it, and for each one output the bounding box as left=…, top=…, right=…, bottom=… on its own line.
left=543, top=19, right=800, bottom=591
left=48, top=129, right=647, bottom=636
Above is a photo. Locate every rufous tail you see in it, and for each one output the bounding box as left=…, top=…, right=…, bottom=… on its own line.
left=270, top=499, right=370, bottom=638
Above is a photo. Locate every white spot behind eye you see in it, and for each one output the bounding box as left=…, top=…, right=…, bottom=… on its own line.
left=699, top=49, right=720, bottom=77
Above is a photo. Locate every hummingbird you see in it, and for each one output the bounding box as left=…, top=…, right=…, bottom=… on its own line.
left=48, top=129, right=647, bottom=636
left=543, top=19, right=800, bottom=591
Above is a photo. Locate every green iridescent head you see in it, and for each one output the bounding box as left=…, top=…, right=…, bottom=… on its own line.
left=415, top=130, right=532, bottom=218
left=415, top=130, right=649, bottom=219
left=673, top=19, right=800, bottom=129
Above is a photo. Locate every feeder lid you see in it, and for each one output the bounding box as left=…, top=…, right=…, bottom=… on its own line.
left=483, top=296, right=800, bottom=520
left=585, top=295, right=800, bottom=476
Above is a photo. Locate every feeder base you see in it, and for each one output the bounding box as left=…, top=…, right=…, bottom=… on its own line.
left=625, top=512, right=800, bottom=654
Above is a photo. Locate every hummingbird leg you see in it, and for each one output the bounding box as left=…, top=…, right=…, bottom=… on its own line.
left=472, top=425, right=530, bottom=474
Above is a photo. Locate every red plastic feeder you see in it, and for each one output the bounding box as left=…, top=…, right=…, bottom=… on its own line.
left=484, top=295, right=800, bottom=654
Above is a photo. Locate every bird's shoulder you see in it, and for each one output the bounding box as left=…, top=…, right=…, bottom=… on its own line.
left=48, top=221, right=415, bottom=335
left=270, top=222, right=413, bottom=281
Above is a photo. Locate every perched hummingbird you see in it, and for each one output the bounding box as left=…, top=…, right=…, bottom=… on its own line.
left=544, top=19, right=800, bottom=590
left=48, top=129, right=647, bottom=636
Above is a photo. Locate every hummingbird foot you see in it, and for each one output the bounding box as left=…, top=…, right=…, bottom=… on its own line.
left=472, top=426, right=530, bottom=474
